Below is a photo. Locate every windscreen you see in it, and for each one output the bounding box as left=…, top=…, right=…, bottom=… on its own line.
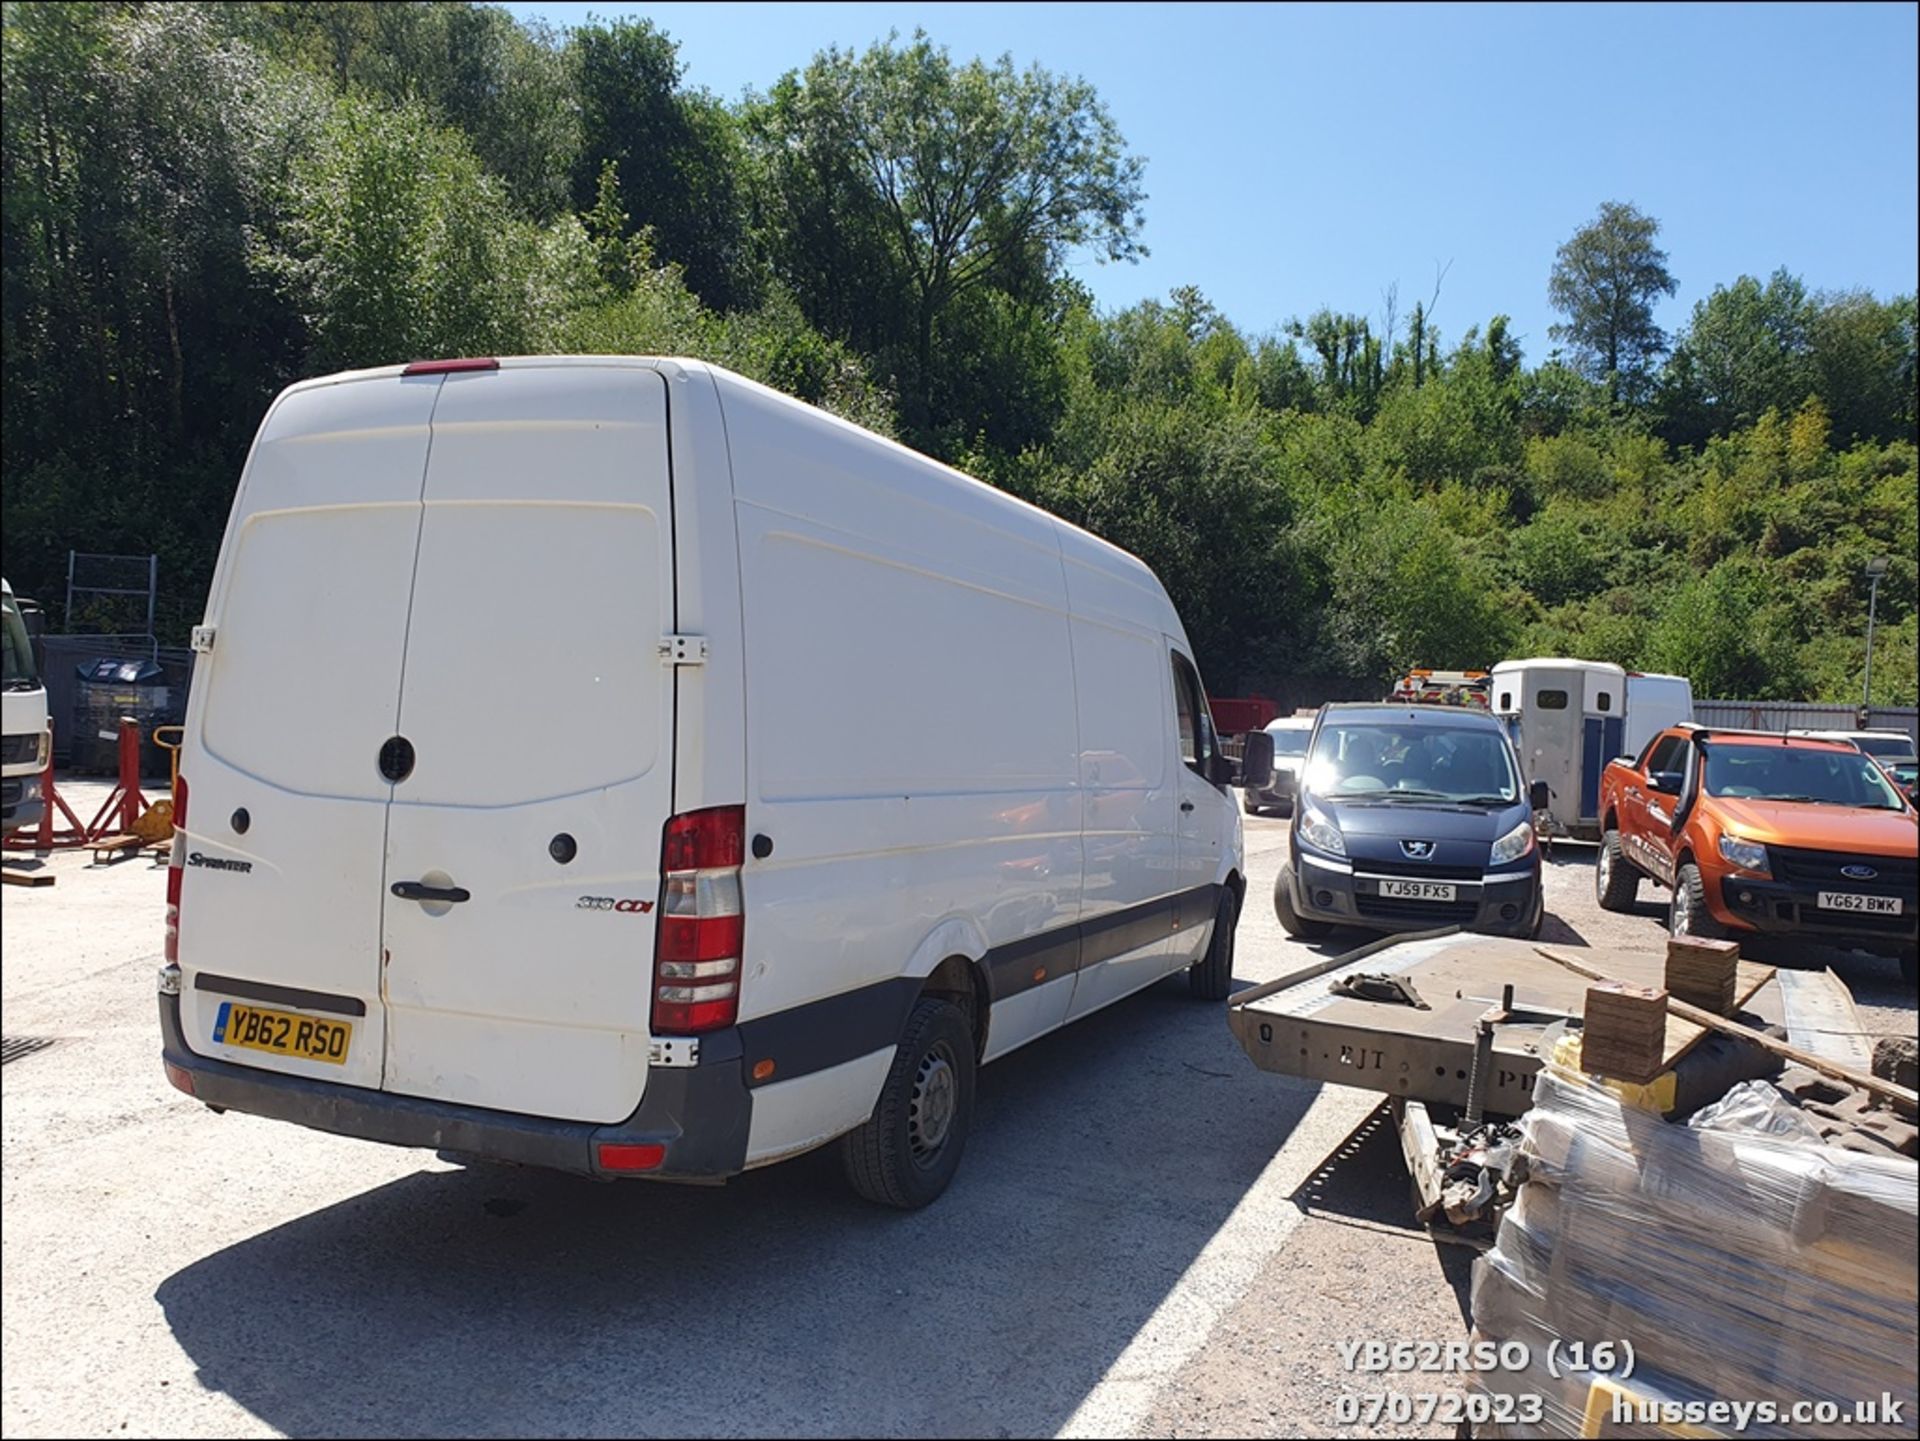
left=2, top=593, right=37, bottom=688
left=1267, top=726, right=1310, bottom=756
left=1306, top=721, right=1520, bottom=804
left=1705, top=745, right=1906, bottom=810
left=1853, top=734, right=1916, bottom=761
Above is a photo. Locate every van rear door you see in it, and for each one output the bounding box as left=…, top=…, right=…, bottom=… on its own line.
left=178, top=378, right=439, bottom=1092
left=378, top=366, right=677, bottom=1124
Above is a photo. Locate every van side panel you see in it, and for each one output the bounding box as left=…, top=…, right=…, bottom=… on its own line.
left=378, top=368, right=676, bottom=1124
left=178, top=378, right=441, bottom=1090
left=719, top=375, right=1084, bottom=1086
left=1056, top=526, right=1186, bottom=1021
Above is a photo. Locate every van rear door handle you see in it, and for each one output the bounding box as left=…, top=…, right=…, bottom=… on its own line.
left=1180, top=800, right=1196, bottom=812
left=391, top=881, right=471, bottom=904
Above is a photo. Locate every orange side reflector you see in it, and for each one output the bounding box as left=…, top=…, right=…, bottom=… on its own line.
left=752, top=1059, right=776, bottom=1082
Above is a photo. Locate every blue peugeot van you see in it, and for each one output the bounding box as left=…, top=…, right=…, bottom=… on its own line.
left=1273, top=704, right=1545, bottom=939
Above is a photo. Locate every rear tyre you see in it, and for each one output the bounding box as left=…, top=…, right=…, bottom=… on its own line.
left=1668, top=862, right=1726, bottom=940
left=841, top=997, right=975, bottom=1210
left=1275, top=868, right=1332, bottom=939
left=1189, top=889, right=1239, bottom=1000
left=1595, top=828, right=1640, bottom=912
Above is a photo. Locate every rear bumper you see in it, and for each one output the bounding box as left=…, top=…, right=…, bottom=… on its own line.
left=1291, top=853, right=1541, bottom=938
left=158, top=992, right=754, bottom=1179
left=1715, top=875, right=1918, bottom=952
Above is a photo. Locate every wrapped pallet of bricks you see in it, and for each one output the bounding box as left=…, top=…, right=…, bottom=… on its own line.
left=1469, top=1059, right=1918, bottom=1438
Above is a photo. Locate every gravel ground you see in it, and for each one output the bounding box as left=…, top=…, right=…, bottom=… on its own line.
left=2, top=778, right=1911, bottom=1438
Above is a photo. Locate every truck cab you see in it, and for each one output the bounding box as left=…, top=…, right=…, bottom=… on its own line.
left=1596, top=725, right=1919, bottom=979
left=2, top=579, right=51, bottom=836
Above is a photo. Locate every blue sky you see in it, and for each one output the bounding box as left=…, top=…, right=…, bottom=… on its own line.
left=502, top=2, right=1919, bottom=364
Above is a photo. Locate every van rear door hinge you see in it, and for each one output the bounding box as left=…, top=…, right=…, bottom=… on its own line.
left=658, top=634, right=708, bottom=666
left=190, top=625, right=216, bottom=654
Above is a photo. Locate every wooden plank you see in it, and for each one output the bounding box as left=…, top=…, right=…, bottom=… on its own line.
left=1535, top=946, right=1916, bottom=1117
left=1, top=868, right=55, bottom=888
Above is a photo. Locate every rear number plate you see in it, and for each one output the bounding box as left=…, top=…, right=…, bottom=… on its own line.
left=1817, top=892, right=1902, bottom=915
left=213, top=1001, right=351, bottom=1064
left=1379, top=879, right=1457, bottom=902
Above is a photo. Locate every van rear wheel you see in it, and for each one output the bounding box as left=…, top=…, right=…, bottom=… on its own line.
left=1189, top=890, right=1239, bottom=1000
left=841, top=996, right=975, bottom=1210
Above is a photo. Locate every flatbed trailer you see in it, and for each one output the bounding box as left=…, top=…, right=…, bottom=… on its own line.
left=1225, top=928, right=1878, bottom=1239
left=1226, top=929, right=1785, bottom=1117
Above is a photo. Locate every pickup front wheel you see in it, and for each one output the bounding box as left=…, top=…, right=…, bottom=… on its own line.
left=1595, top=828, right=1640, bottom=912
left=1668, top=862, right=1726, bottom=940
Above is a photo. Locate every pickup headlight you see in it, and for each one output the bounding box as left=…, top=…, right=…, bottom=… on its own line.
left=1298, top=805, right=1347, bottom=857
left=1717, top=835, right=1770, bottom=875
left=1490, top=820, right=1536, bottom=866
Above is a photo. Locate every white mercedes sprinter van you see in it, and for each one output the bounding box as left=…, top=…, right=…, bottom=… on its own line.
left=159, top=357, right=1247, bottom=1208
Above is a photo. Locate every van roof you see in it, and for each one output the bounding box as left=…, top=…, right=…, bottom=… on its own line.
left=280, top=356, right=1183, bottom=645
left=1489, top=657, right=1627, bottom=676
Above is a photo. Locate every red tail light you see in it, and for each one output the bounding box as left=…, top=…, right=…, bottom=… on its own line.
left=652, top=806, right=745, bottom=1035
left=164, top=776, right=189, bottom=963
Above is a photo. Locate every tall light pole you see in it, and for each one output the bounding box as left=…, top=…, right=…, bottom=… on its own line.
left=1862, top=555, right=1890, bottom=715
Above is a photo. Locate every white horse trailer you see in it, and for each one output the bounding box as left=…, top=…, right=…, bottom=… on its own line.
left=1490, top=659, right=1628, bottom=842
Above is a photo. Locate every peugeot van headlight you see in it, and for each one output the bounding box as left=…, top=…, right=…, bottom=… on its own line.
left=1490, top=820, right=1536, bottom=866
left=1717, top=835, right=1770, bottom=876
left=1298, top=804, right=1347, bottom=857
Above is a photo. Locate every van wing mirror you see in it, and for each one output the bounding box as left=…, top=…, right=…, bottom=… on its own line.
left=1239, top=730, right=1276, bottom=792
left=1209, top=751, right=1236, bottom=788
left=1529, top=779, right=1550, bottom=812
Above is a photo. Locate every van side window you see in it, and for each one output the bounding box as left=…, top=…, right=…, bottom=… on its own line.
left=1536, top=690, right=1569, bottom=710
left=1170, top=652, right=1214, bottom=775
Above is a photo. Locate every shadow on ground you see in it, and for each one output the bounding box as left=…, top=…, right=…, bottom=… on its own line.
left=156, top=973, right=1328, bottom=1439
left=1290, top=1103, right=1477, bottom=1326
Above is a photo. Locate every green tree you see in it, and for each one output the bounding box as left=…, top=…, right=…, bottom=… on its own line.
left=754, top=30, right=1146, bottom=440
left=1807, top=290, right=1918, bottom=445
left=568, top=17, right=756, bottom=309
left=1660, top=269, right=1813, bottom=442
left=1548, top=201, right=1678, bottom=405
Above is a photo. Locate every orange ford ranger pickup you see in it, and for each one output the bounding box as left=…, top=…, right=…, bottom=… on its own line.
left=1596, top=726, right=1919, bottom=981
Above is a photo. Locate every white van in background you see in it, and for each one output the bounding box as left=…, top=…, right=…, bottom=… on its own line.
left=1623, top=671, right=1694, bottom=759
left=2, top=579, right=51, bottom=836
left=159, top=357, right=1247, bottom=1209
